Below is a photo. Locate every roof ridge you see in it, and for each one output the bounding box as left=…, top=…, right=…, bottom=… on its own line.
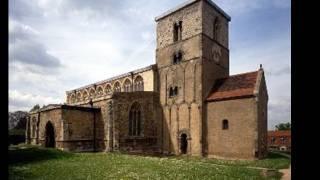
left=228, top=70, right=259, bottom=78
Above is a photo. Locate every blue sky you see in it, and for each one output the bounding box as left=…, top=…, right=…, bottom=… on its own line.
left=9, top=0, right=290, bottom=130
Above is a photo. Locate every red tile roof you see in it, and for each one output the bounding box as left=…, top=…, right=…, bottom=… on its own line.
left=268, top=130, right=291, bottom=137
left=206, top=71, right=259, bottom=102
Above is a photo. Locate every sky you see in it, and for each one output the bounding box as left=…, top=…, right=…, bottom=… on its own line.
left=9, top=0, right=291, bottom=130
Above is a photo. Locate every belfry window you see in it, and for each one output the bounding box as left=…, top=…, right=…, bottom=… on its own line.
left=213, top=17, right=220, bottom=41
left=173, top=51, right=182, bottom=64
left=222, top=119, right=229, bottom=130
left=173, top=21, right=182, bottom=42
left=169, top=86, right=178, bottom=97
left=129, top=102, right=142, bottom=136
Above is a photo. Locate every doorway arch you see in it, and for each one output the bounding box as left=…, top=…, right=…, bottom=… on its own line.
left=180, top=133, right=188, bottom=154
left=45, top=121, right=55, bottom=148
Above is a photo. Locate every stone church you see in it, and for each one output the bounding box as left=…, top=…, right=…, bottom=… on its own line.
left=26, top=0, right=268, bottom=160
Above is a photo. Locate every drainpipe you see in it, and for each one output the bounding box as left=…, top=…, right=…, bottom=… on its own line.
left=89, top=99, right=96, bottom=152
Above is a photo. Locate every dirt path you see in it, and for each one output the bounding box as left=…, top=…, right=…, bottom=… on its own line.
left=280, top=165, right=291, bottom=180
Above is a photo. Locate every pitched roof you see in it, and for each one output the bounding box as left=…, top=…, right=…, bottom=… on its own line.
left=206, top=71, right=259, bottom=102
left=268, top=130, right=291, bottom=137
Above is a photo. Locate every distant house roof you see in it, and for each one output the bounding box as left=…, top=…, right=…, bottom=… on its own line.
left=268, top=130, right=291, bottom=137
left=206, top=71, right=259, bottom=102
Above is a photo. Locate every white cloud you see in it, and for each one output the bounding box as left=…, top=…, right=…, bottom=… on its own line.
left=9, top=90, right=62, bottom=111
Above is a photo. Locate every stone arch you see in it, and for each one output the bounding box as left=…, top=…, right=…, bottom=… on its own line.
left=178, top=129, right=191, bottom=154
left=82, top=90, right=89, bottom=101
left=113, top=81, right=121, bottom=92
left=133, top=75, right=144, bottom=91
left=104, top=84, right=112, bottom=94
left=96, top=86, right=104, bottom=96
left=123, top=78, right=132, bottom=92
left=45, top=121, right=55, bottom=148
left=178, top=129, right=191, bottom=138
left=128, top=101, right=143, bottom=136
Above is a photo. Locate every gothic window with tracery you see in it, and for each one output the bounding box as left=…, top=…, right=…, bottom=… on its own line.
left=96, top=86, right=104, bottom=96
left=113, top=82, right=121, bottom=92
left=105, top=84, right=112, bottom=94
left=129, top=102, right=142, bottom=136
left=134, top=76, right=144, bottom=91
left=123, top=79, right=132, bottom=92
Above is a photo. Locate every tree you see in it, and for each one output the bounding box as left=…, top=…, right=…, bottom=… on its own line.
left=30, top=104, right=40, bottom=112
left=275, top=122, right=291, bottom=130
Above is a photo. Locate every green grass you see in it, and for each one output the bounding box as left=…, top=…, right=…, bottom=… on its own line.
left=172, top=152, right=290, bottom=170
left=9, top=144, right=289, bottom=180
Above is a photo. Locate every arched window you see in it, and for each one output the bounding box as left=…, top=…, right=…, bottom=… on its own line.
left=82, top=91, right=89, bottom=100
left=213, top=17, right=220, bottom=41
left=70, top=94, right=76, bottom=103
left=96, top=86, right=104, bottom=96
left=113, top=81, right=121, bottom=92
left=222, top=119, right=229, bottom=130
left=76, top=92, right=82, bottom=102
left=129, top=102, right=142, bottom=136
left=169, top=86, right=178, bottom=97
left=89, top=88, right=95, bottom=98
left=173, top=21, right=182, bottom=42
left=123, top=79, right=132, bottom=92
left=173, top=51, right=182, bottom=64
left=134, top=76, right=144, bottom=91
left=105, top=84, right=112, bottom=94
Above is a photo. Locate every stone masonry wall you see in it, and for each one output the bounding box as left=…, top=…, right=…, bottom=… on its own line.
left=110, top=92, right=161, bottom=153
left=256, top=72, right=268, bottom=158
left=61, top=109, right=98, bottom=152
left=37, top=109, right=63, bottom=148
left=156, top=1, right=204, bottom=156
left=206, top=97, right=258, bottom=159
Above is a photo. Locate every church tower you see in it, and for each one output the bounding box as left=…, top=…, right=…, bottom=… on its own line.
left=155, top=0, right=231, bottom=156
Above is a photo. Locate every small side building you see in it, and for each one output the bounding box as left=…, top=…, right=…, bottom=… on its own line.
left=205, top=68, right=268, bottom=159
left=27, top=104, right=101, bottom=152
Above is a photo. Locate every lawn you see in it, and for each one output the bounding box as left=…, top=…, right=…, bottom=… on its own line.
left=9, top=144, right=290, bottom=180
